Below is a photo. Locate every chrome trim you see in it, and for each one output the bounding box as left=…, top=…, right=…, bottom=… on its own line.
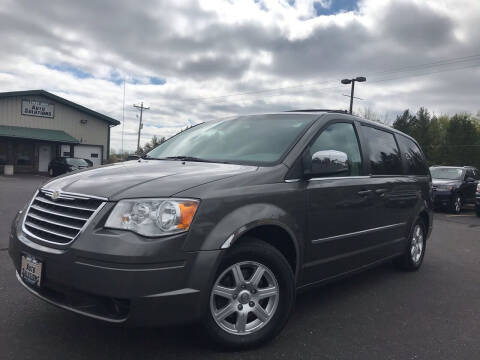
left=35, top=196, right=98, bottom=212
left=285, top=179, right=301, bottom=183
left=312, top=222, right=406, bottom=244
left=309, top=175, right=371, bottom=182
left=41, top=188, right=108, bottom=201
left=26, top=212, right=83, bottom=231
left=30, top=204, right=90, bottom=221
left=22, top=190, right=106, bottom=246
left=15, top=272, right=127, bottom=324
left=24, top=221, right=75, bottom=240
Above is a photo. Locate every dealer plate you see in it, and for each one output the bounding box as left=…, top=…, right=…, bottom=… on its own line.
left=21, top=255, right=43, bottom=288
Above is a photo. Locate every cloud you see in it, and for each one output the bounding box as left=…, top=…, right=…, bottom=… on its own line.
left=1, top=0, right=480, bottom=152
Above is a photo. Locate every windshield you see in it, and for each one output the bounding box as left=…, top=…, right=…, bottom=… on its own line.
left=147, top=114, right=316, bottom=165
left=66, top=158, right=89, bottom=167
left=430, top=167, right=464, bottom=180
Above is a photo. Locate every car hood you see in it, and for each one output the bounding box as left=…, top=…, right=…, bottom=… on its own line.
left=43, top=160, right=257, bottom=200
left=431, top=178, right=461, bottom=187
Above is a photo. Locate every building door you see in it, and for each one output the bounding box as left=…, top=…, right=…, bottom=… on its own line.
left=74, top=145, right=102, bottom=166
left=38, top=144, right=51, bottom=172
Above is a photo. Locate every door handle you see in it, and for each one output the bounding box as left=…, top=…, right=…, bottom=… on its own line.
left=357, top=190, right=372, bottom=197
left=375, top=188, right=388, bottom=195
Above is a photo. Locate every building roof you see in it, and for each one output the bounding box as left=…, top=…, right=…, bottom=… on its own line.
left=0, top=90, right=120, bottom=126
left=0, top=125, right=79, bottom=143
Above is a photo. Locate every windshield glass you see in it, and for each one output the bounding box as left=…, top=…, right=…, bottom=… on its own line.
left=66, top=158, right=88, bottom=166
left=147, top=114, right=316, bottom=165
left=430, top=167, right=464, bottom=180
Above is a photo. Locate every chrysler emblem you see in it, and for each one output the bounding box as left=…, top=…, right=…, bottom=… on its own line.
left=51, top=191, right=60, bottom=200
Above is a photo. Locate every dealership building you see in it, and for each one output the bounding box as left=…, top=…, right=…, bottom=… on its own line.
left=0, top=90, right=120, bottom=174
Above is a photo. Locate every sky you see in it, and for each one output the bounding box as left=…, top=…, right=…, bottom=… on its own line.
left=1, top=0, right=479, bottom=153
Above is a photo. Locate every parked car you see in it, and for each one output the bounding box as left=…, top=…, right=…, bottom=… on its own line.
left=10, top=111, right=433, bottom=349
left=475, top=183, right=480, bottom=217
left=430, top=166, right=480, bottom=214
left=83, top=158, right=94, bottom=167
left=48, top=157, right=90, bottom=177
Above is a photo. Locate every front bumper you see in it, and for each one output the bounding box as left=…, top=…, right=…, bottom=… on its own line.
left=8, top=210, right=222, bottom=326
left=432, top=190, right=453, bottom=207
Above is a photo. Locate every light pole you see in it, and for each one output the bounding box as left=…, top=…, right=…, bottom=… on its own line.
left=341, top=76, right=366, bottom=114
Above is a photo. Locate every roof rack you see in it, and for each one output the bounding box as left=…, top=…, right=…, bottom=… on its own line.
left=284, top=109, right=349, bottom=114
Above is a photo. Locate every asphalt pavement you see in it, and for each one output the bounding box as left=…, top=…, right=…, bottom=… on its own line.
left=1, top=175, right=479, bottom=360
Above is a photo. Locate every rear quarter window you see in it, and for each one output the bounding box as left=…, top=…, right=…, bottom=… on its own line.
left=396, top=135, right=429, bottom=176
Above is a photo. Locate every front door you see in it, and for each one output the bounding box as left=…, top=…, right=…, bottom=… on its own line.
left=302, top=121, right=383, bottom=285
left=38, top=144, right=51, bottom=172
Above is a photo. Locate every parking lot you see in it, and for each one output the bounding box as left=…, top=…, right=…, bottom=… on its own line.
left=1, top=175, right=479, bottom=360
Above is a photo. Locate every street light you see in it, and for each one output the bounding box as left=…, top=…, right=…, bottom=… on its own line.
left=341, top=76, right=366, bottom=114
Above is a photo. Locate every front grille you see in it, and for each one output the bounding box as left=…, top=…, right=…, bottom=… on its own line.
left=23, top=189, right=105, bottom=245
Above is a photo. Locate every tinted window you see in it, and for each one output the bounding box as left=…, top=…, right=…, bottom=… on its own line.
left=310, top=122, right=362, bottom=176
left=396, top=135, right=429, bottom=175
left=148, top=115, right=316, bottom=165
left=472, top=169, right=480, bottom=180
left=362, top=126, right=402, bottom=175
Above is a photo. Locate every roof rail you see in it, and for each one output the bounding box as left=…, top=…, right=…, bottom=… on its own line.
left=284, top=109, right=349, bottom=114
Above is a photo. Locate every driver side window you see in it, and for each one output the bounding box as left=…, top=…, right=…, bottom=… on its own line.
left=310, top=122, right=363, bottom=176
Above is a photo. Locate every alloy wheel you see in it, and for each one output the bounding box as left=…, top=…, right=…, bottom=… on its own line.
left=210, top=261, right=279, bottom=335
left=454, top=196, right=462, bottom=213
left=410, top=224, right=424, bottom=264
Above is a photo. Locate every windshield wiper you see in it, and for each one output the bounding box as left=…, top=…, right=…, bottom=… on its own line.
left=165, top=156, right=211, bottom=162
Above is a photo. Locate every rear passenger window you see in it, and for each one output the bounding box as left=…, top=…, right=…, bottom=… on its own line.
left=396, top=135, right=429, bottom=176
left=362, top=126, right=402, bottom=175
left=310, top=122, right=362, bottom=176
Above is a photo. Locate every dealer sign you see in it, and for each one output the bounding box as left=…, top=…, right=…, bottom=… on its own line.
left=21, top=99, right=54, bottom=118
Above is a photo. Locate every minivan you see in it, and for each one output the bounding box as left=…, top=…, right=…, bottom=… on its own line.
left=9, top=111, right=433, bottom=349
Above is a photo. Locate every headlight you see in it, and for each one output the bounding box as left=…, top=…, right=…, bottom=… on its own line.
left=105, top=198, right=199, bottom=237
left=436, top=185, right=454, bottom=191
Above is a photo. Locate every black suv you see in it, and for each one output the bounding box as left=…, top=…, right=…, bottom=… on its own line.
left=9, top=112, right=433, bottom=348
left=430, top=166, right=480, bottom=214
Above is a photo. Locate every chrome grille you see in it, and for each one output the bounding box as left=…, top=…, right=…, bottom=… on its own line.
left=23, top=189, right=105, bottom=245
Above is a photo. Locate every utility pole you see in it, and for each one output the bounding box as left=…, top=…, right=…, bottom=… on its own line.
left=133, top=102, right=150, bottom=153
left=341, top=76, right=366, bottom=114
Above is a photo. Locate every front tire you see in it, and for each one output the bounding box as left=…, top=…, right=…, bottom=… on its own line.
left=394, top=219, right=426, bottom=271
left=204, top=239, right=295, bottom=349
left=450, top=194, right=462, bottom=214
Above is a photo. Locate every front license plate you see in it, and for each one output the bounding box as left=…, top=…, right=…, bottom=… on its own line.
left=21, top=255, right=43, bottom=288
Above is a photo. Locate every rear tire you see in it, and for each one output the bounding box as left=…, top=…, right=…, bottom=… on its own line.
left=394, top=219, right=426, bottom=271
left=204, top=238, right=295, bottom=350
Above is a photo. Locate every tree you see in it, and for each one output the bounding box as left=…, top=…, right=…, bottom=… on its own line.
left=393, top=110, right=415, bottom=134
left=137, top=135, right=166, bottom=156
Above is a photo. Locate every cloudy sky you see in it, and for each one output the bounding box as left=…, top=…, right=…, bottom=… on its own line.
left=1, top=0, right=479, bottom=152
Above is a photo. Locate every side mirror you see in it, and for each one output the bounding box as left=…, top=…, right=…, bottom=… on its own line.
left=304, top=149, right=350, bottom=177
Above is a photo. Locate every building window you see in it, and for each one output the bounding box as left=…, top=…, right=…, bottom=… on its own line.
left=15, top=143, right=34, bottom=166
left=63, top=151, right=70, bottom=157
left=91, top=153, right=99, bottom=158
left=0, top=141, right=8, bottom=165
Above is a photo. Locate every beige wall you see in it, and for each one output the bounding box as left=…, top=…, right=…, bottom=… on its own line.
left=0, top=95, right=109, bottom=160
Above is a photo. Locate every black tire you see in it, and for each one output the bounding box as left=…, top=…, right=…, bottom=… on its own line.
left=204, top=238, right=295, bottom=350
left=450, top=194, right=462, bottom=214
left=394, top=219, right=426, bottom=271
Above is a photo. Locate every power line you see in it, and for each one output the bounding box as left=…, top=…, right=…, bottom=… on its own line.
left=185, top=53, right=480, bottom=103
